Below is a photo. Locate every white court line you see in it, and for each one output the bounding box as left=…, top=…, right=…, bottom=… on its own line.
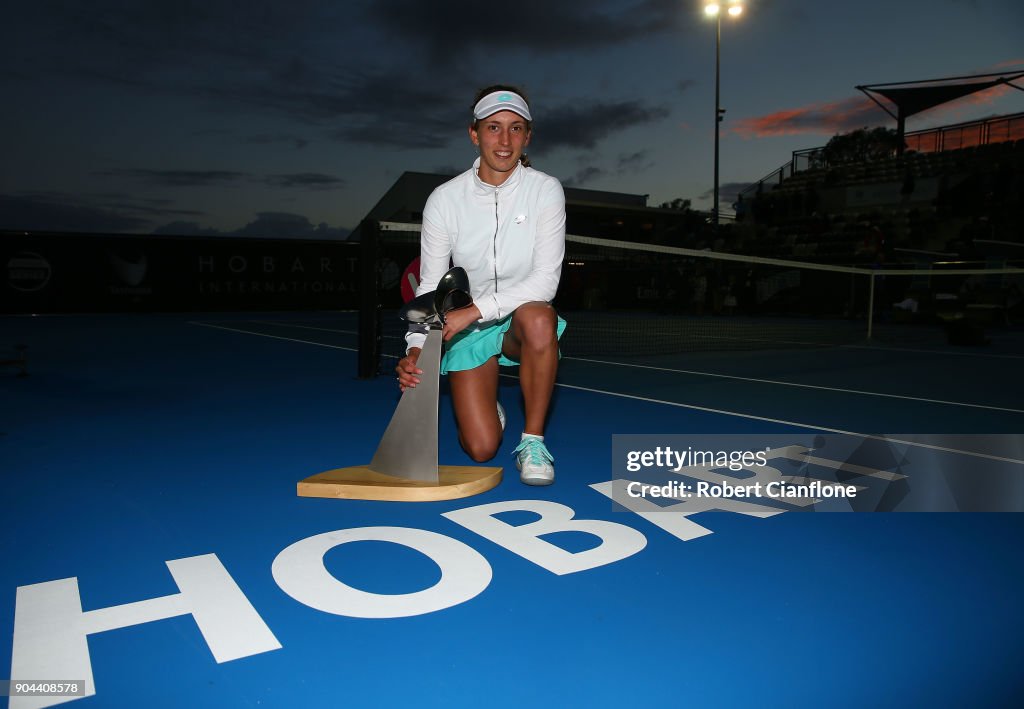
left=686, top=335, right=1024, bottom=360
left=566, top=356, right=1024, bottom=414
left=247, top=321, right=1024, bottom=360
left=247, top=320, right=358, bottom=335
left=191, top=320, right=1022, bottom=465
left=189, top=322, right=356, bottom=351
left=571, top=333, right=1024, bottom=360
left=840, top=342, right=1024, bottom=360
left=256, top=323, right=1024, bottom=359
left=247, top=320, right=404, bottom=340
left=536, top=377, right=1024, bottom=466
left=243, top=315, right=1024, bottom=360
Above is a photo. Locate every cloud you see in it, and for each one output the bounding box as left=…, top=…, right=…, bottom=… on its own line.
left=8, top=3, right=676, bottom=155
left=78, top=193, right=205, bottom=218
left=153, top=212, right=350, bottom=239
left=23, top=1, right=329, bottom=71
left=196, top=67, right=467, bottom=149
left=319, top=69, right=473, bottom=148
left=151, top=221, right=223, bottom=236
left=363, top=0, right=686, bottom=62
left=431, top=165, right=463, bottom=177
left=560, top=149, right=655, bottom=188
left=1, top=191, right=349, bottom=238
left=735, top=62, right=1024, bottom=141
left=533, top=100, right=671, bottom=154
left=100, top=202, right=204, bottom=218
left=699, top=181, right=754, bottom=207
left=931, top=81, right=1019, bottom=111
left=5, top=3, right=389, bottom=129
left=332, top=120, right=452, bottom=150
left=323, top=79, right=671, bottom=152
left=563, top=166, right=606, bottom=187
left=990, top=59, right=1024, bottom=70
left=263, top=173, right=346, bottom=190
left=97, top=168, right=345, bottom=191
left=229, top=212, right=350, bottom=239
left=10, top=3, right=471, bottom=148
left=245, top=133, right=309, bottom=150
left=232, top=212, right=315, bottom=237
left=617, top=150, right=655, bottom=173
left=676, top=79, right=697, bottom=94
left=96, top=169, right=250, bottom=187
left=0, top=194, right=152, bottom=233
left=730, top=96, right=888, bottom=138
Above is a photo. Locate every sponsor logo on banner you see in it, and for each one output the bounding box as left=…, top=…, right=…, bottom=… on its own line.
left=108, top=250, right=153, bottom=296
left=195, top=252, right=359, bottom=296
left=7, top=252, right=52, bottom=292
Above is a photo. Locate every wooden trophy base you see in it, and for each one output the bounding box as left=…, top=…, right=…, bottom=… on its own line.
left=297, top=465, right=503, bottom=502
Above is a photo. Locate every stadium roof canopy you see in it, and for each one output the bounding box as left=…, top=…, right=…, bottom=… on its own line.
left=857, top=71, right=1024, bottom=154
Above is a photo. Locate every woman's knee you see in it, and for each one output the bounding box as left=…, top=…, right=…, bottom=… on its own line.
left=514, top=303, right=557, bottom=348
left=461, top=432, right=500, bottom=463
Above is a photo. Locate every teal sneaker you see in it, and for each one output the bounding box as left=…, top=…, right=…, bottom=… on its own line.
left=514, top=436, right=554, bottom=486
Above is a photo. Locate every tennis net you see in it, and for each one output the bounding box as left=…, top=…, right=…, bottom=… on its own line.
left=357, top=220, right=1024, bottom=375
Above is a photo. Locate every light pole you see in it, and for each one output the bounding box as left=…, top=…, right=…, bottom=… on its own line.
left=704, top=1, right=743, bottom=232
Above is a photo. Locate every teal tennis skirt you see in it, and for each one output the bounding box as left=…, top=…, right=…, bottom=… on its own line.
left=441, top=313, right=567, bottom=374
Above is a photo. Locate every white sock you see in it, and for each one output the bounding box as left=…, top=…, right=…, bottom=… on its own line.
left=521, top=433, right=543, bottom=441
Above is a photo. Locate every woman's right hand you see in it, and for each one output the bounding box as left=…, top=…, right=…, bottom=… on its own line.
left=396, top=347, right=423, bottom=392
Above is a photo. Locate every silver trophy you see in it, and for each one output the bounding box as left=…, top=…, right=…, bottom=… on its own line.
left=297, top=267, right=502, bottom=501
left=368, top=267, right=473, bottom=483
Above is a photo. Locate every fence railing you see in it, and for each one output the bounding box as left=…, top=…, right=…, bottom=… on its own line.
left=740, top=111, right=1024, bottom=200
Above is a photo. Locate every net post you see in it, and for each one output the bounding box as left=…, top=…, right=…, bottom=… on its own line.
left=357, top=218, right=381, bottom=379
left=867, top=271, right=876, bottom=340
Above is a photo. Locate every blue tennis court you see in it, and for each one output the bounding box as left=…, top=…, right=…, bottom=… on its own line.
left=3, top=311, right=1023, bottom=708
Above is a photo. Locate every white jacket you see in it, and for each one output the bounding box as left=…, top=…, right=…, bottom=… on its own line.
left=405, top=157, right=566, bottom=352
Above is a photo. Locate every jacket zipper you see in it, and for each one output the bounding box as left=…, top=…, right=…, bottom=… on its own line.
left=492, top=189, right=499, bottom=297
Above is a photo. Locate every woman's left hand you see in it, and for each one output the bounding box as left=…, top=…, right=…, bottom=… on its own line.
left=442, top=304, right=482, bottom=341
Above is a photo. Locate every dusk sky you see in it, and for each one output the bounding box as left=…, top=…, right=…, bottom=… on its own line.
left=2, top=0, right=1022, bottom=239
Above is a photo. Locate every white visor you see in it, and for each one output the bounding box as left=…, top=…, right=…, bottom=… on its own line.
left=473, top=90, right=532, bottom=122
